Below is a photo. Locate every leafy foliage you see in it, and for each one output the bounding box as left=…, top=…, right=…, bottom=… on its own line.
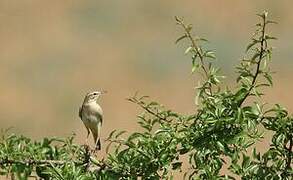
left=0, top=11, right=292, bottom=179
left=0, top=131, right=95, bottom=179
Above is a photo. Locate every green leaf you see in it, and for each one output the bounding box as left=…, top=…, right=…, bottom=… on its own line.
left=264, top=35, right=277, bottom=40
left=242, top=154, right=250, bottom=169
left=252, top=148, right=261, bottom=161
left=191, top=59, right=199, bottom=73
left=185, top=46, right=193, bottom=54
left=275, top=134, right=285, bottom=145
left=175, top=34, right=188, bottom=44
left=216, top=141, right=226, bottom=152
left=266, top=20, right=277, bottom=24
left=205, top=51, right=216, bottom=59
left=115, top=130, right=127, bottom=138
left=107, top=130, right=117, bottom=140
left=264, top=73, right=273, bottom=86
left=246, top=40, right=260, bottom=52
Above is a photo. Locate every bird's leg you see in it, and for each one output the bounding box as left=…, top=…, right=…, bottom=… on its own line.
left=91, top=131, right=100, bottom=155
left=94, top=122, right=102, bottom=154
left=93, top=141, right=100, bottom=155
left=85, top=128, right=90, bottom=148
left=94, top=139, right=101, bottom=155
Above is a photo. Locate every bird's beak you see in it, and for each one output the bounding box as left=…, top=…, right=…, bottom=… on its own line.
left=101, top=90, right=107, bottom=94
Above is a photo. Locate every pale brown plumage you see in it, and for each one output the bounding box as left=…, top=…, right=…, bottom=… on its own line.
left=79, top=91, right=105, bottom=150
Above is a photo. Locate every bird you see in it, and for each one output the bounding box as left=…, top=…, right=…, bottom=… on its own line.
left=79, top=90, right=106, bottom=150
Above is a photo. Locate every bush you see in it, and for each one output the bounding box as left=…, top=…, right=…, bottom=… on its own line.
left=0, top=11, right=292, bottom=180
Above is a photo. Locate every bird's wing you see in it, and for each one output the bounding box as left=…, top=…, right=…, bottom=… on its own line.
left=97, top=112, right=103, bottom=124
left=78, top=106, right=83, bottom=119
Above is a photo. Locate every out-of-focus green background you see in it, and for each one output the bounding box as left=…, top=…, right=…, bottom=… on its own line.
left=0, top=1, right=292, bottom=146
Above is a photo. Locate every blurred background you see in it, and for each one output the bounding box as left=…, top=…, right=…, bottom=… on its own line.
left=0, top=0, right=292, bottom=160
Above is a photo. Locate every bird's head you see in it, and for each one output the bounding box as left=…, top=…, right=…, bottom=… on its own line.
left=84, top=90, right=107, bottom=103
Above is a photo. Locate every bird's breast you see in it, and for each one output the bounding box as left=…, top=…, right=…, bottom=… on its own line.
left=81, top=102, right=103, bottom=123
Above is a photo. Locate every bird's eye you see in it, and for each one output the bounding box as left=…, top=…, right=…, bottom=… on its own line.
left=93, top=93, right=97, bottom=95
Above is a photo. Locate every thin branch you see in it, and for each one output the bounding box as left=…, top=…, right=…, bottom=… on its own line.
left=0, top=159, right=73, bottom=166
left=140, top=103, right=170, bottom=123
left=128, top=97, right=171, bottom=123
left=238, top=14, right=267, bottom=106
left=175, top=17, right=213, bottom=96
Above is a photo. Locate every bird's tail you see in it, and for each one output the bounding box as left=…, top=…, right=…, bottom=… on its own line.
left=95, top=138, right=101, bottom=151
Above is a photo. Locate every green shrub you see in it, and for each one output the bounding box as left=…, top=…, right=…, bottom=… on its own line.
left=0, top=11, right=292, bottom=180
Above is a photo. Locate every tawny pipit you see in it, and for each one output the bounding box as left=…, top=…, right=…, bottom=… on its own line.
left=79, top=91, right=106, bottom=150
